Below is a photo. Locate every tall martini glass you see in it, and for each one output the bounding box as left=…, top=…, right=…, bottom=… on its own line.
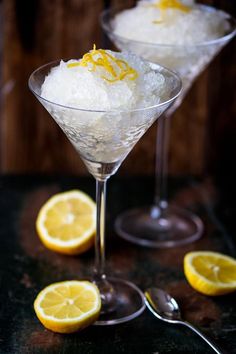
left=101, top=4, right=236, bottom=248
left=29, top=60, right=181, bottom=325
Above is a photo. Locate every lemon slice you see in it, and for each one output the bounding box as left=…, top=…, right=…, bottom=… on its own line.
left=36, top=190, right=96, bottom=255
left=184, top=251, right=236, bottom=296
left=34, top=281, right=101, bottom=333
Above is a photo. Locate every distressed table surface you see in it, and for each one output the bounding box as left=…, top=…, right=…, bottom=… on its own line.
left=0, top=175, right=235, bottom=354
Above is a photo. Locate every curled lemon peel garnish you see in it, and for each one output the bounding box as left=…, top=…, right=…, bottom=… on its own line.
left=67, top=45, right=138, bottom=83
left=150, top=0, right=191, bottom=24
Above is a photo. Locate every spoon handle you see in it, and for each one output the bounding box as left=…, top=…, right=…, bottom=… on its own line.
left=182, top=321, right=223, bottom=354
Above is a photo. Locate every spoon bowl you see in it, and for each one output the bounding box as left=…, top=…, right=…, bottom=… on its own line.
left=145, top=287, right=181, bottom=323
left=145, top=287, right=223, bottom=354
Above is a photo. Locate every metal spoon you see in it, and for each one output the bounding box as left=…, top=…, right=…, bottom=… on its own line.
left=145, top=288, right=223, bottom=354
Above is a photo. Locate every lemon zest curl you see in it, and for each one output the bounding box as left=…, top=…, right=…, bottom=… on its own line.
left=67, top=45, right=138, bottom=83
left=151, top=0, right=191, bottom=24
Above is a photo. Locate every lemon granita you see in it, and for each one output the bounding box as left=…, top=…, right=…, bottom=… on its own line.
left=110, top=0, right=233, bottom=85
left=41, top=45, right=168, bottom=111
left=112, top=0, right=229, bottom=45
left=40, top=46, right=175, bottom=168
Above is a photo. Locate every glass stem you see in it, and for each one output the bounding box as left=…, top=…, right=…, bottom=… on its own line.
left=94, top=178, right=107, bottom=280
left=153, top=115, right=170, bottom=216
left=93, top=177, right=116, bottom=313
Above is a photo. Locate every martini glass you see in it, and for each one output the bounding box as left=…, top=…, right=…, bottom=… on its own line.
left=101, top=4, right=236, bottom=248
left=28, top=60, right=181, bottom=324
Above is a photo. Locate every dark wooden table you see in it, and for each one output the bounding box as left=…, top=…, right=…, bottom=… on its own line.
left=0, top=175, right=235, bottom=354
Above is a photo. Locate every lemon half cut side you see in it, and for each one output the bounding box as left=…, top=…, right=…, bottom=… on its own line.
left=184, top=251, right=236, bottom=296
left=34, top=280, right=101, bottom=333
left=36, top=190, right=96, bottom=255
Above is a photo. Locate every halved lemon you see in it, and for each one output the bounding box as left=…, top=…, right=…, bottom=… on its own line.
left=184, top=251, right=236, bottom=296
left=34, top=281, right=101, bottom=333
left=36, top=190, right=96, bottom=255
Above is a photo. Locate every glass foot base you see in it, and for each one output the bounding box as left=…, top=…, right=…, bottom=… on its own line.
left=115, top=205, right=204, bottom=248
left=94, top=277, right=145, bottom=326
